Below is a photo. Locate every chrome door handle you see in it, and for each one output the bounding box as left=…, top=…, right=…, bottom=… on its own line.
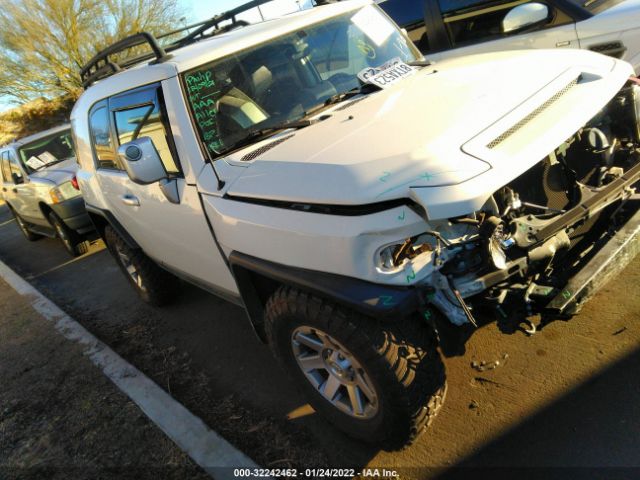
left=120, top=194, right=140, bottom=207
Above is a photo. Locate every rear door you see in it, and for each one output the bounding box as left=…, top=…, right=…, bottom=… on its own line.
left=9, top=149, right=44, bottom=224
left=89, top=84, right=238, bottom=297
left=434, top=1, right=580, bottom=60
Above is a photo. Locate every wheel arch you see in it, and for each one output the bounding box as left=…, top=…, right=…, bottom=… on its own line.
left=229, top=251, right=426, bottom=344
left=84, top=203, right=140, bottom=249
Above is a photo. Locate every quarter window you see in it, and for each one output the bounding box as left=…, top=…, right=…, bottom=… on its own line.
left=89, top=103, right=120, bottom=170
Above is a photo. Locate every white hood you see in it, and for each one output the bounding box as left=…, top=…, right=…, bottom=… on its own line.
left=223, top=49, right=632, bottom=215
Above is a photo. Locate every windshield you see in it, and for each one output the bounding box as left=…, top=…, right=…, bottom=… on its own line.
left=18, top=129, right=75, bottom=172
left=182, top=5, right=420, bottom=157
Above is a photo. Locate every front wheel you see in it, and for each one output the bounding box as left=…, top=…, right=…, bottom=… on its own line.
left=49, top=212, right=88, bottom=257
left=103, top=225, right=179, bottom=306
left=265, top=286, right=447, bottom=450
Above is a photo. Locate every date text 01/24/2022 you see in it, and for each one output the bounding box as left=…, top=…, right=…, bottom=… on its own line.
left=233, top=468, right=400, bottom=478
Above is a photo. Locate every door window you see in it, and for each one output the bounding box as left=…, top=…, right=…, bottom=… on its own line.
left=112, top=87, right=180, bottom=174
left=439, top=1, right=569, bottom=47
left=89, top=102, right=121, bottom=170
left=378, top=0, right=432, bottom=52
left=7, top=151, right=24, bottom=183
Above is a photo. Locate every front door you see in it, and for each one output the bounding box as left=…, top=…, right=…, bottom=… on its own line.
left=88, top=84, right=238, bottom=297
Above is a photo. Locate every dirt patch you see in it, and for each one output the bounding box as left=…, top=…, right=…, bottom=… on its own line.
left=59, top=301, right=330, bottom=471
left=0, top=278, right=209, bottom=480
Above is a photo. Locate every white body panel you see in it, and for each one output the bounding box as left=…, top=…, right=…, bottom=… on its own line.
left=95, top=170, right=238, bottom=295
left=71, top=0, right=637, bottom=295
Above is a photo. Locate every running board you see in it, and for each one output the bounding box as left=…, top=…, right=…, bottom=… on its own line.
left=545, top=203, right=640, bottom=315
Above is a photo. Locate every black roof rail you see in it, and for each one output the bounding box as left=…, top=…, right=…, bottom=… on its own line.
left=169, top=0, right=276, bottom=49
left=80, top=32, right=169, bottom=88
left=79, top=0, right=297, bottom=89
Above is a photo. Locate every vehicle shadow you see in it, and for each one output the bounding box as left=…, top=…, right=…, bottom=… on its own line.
left=437, top=345, right=640, bottom=480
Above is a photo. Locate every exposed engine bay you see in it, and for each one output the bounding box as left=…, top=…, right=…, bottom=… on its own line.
left=386, top=81, right=640, bottom=331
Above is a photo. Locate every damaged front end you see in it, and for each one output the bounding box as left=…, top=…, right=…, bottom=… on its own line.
left=388, top=80, right=640, bottom=330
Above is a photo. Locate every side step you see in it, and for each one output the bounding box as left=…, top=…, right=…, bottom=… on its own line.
left=545, top=203, right=640, bottom=315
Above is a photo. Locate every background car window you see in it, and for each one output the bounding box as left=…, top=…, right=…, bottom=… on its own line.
left=439, top=0, right=564, bottom=47
left=378, top=0, right=432, bottom=52
left=113, top=95, right=179, bottom=174
left=89, top=104, right=120, bottom=170
left=7, top=151, right=24, bottom=183
left=1, top=152, right=12, bottom=183
left=18, top=131, right=75, bottom=173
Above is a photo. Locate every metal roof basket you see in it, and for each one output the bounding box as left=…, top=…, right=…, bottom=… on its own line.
left=79, top=0, right=280, bottom=88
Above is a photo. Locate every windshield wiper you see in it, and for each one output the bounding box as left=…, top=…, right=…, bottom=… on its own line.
left=323, top=84, right=379, bottom=107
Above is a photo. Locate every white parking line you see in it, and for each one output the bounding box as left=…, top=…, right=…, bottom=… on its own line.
left=0, top=258, right=261, bottom=479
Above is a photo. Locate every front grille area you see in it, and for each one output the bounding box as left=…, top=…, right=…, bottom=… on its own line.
left=487, top=78, right=579, bottom=149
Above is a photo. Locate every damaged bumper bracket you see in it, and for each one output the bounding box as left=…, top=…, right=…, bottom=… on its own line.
left=545, top=202, right=640, bottom=315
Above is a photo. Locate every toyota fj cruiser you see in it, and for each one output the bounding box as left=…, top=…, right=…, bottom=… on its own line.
left=72, top=0, right=640, bottom=448
left=1, top=125, right=92, bottom=256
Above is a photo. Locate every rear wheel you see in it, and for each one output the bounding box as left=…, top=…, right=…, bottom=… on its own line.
left=265, top=286, right=447, bottom=450
left=11, top=208, right=41, bottom=241
left=103, top=225, right=179, bottom=306
left=49, top=212, right=88, bottom=257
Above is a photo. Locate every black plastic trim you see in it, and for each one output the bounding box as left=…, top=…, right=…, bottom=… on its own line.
left=224, top=194, right=418, bottom=216
left=229, top=251, right=422, bottom=320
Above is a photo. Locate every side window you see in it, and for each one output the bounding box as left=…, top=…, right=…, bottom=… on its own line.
left=379, top=0, right=431, bottom=52
left=1, top=152, right=12, bottom=183
left=112, top=86, right=180, bottom=174
left=439, top=1, right=564, bottom=47
left=89, top=102, right=120, bottom=170
left=7, top=151, right=24, bottom=183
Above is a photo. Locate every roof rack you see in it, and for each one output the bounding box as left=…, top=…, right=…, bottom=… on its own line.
left=80, top=32, right=169, bottom=88
left=79, top=0, right=278, bottom=88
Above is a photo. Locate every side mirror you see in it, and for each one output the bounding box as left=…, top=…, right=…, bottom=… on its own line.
left=117, top=137, right=167, bottom=185
left=503, top=3, right=550, bottom=34
left=11, top=172, right=24, bottom=184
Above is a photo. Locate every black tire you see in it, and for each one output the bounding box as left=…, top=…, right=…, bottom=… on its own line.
left=49, top=212, right=89, bottom=257
left=103, top=225, right=179, bottom=306
left=10, top=207, right=42, bottom=241
left=265, top=286, right=447, bottom=450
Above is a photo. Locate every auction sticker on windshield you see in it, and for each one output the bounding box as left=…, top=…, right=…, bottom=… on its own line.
left=359, top=60, right=416, bottom=89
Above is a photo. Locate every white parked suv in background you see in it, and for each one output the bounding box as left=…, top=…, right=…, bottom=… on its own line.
left=0, top=125, right=92, bottom=256
left=72, top=0, right=640, bottom=448
left=376, top=0, right=640, bottom=73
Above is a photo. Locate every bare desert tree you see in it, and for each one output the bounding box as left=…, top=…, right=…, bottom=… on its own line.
left=0, top=0, right=185, bottom=102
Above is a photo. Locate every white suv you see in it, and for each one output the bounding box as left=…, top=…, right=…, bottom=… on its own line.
left=72, top=0, right=640, bottom=448
left=1, top=125, right=92, bottom=256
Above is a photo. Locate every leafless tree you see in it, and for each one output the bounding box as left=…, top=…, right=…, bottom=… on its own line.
left=0, top=0, right=185, bottom=103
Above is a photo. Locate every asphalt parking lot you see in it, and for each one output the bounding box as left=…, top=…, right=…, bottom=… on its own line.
left=1, top=200, right=639, bottom=479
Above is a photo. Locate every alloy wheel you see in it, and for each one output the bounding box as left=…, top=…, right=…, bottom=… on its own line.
left=115, top=244, right=145, bottom=291
left=291, top=326, right=379, bottom=419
